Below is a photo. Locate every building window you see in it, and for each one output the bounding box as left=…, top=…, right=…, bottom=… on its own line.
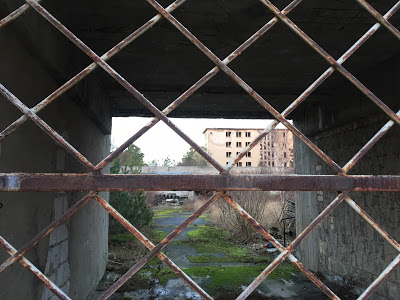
left=268, top=161, right=271, bottom=167
left=237, top=162, right=242, bottom=167
left=236, top=152, right=240, bottom=155
left=226, top=162, right=229, bottom=165
left=226, top=152, right=232, bottom=158
left=226, top=142, right=232, bottom=148
left=236, top=142, right=242, bottom=148
left=245, top=132, right=251, bottom=137
left=268, top=151, right=270, bottom=157
left=272, top=152, right=275, bottom=158
left=236, top=132, right=242, bottom=138
left=272, top=143, right=274, bottom=148
left=245, top=152, right=251, bottom=157
left=284, top=162, right=287, bottom=167
left=284, top=152, right=287, bottom=158
left=267, top=142, right=270, bottom=147
left=245, top=142, right=250, bottom=146
left=226, top=131, right=231, bottom=137
left=272, top=161, right=275, bottom=167
left=246, top=162, right=251, bottom=167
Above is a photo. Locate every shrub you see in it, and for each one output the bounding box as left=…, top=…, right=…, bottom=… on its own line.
left=109, top=191, right=154, bottom=234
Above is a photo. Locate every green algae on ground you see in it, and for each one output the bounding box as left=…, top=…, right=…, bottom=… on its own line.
left=185, top=264, right=298, bottom=294
left=149, top=229, right=168, bottom=244
left=128, top=264, right=298, bottom=295
left=179, top=225, right=266, bottom=263
left=186, top=253, right=271, bottom=264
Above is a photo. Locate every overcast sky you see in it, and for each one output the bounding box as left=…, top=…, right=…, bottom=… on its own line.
left=112, top=117, right=287, bottom=163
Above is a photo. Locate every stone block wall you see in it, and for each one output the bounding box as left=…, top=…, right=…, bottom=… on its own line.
left=295, top=114, right=400, bottom=299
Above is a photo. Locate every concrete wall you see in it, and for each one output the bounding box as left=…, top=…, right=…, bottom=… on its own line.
left=295, top=56, right=400, bottom=299
left=0, top=24, right=110, bottom=299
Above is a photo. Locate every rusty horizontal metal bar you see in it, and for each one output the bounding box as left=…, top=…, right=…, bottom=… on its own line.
left=95, top=196, right=212, bottom=300
left=145, top=0, right=344, bottom=175
left=0, top=0, right=186, bottom=143
left=222, top=194, right=339, bottom=299
left=24, top=0, right=225, bottom=174
left=226, top=1, right=400, bottom=173
left=357, top=0, right=400, bottom=40
left=0, top=236, right=71, bottom=300
left=98, top=192, right=223, bottom=299
left=259, top=0, right=400, bottom=127
left=1, top=173, right=399, bottom=192
left=0, top=84, right=97, bottom=172
left=0, top=0, right=42, bottom=29
left=0, top=192, right=96, bottom=273
left=96, top=0, right=303, bottom=171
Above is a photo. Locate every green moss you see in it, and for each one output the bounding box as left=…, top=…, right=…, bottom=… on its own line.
left=184, top=264, right=299, bottom=294
left=185, top=225, right=231, bottom=242
left=149, top=229, right=168, bottom=244
left=187, top=253, right=271, bottom=264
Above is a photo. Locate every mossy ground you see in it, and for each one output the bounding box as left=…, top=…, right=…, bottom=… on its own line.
left=108, top=209, right=299, bottom=297
left=179, top=225, right=271, bottom=263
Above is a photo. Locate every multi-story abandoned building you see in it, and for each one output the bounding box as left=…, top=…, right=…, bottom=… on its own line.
left=259, top=128, right=294, bottom=168
left=203, top=128, right=293, bottom=167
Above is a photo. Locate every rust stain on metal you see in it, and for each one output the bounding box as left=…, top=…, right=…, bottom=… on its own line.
left=95, top=196, right=212, bottom=300
left=0, top=0, right=186, bottom=143
left=1, top=173, right=399, bottom=192
left=0, top=236, right=71, bottom=300
left=0, top=192, right=96, bottom=273
left=0, top=0, right=43, bottom=29
left=0, top=84, right=97, bottom=172
left=359, top=254, right=400, bottom=300
left=223, top=194, right=339, bottom=300
left=356, top=0, right=400, bottom=40
left=345, top=197, right=400, bottom=252
left=98, top=192, right=223, bottom=299
left=258, top=0, right=400, bottom=127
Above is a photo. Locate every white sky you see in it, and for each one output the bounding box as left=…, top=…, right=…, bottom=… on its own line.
left=112, top=117, right=286, bottom=163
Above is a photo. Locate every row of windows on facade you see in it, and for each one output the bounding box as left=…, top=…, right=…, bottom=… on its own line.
left=260, top=161, right=289, bottom=167
left=226, top=131, right=287, bottom=139
left=259, top=151, right=288, bottom=159
left=226, top=152, right=251, bottom=158
left=226, top=141, right=253, bottom=148
left=228, top=161, right=252, bottom=167
left=226, top=131, right=251, bottom=138
left=226, top=141, right=287, bottom=149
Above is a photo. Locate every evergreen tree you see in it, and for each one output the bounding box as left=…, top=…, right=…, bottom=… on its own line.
left=109, top=145, right=153, bottom=233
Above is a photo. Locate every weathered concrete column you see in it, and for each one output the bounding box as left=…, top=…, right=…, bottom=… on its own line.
left=295, top=56, right=400, bottom=299
left=0, top=24, right=111, bottom=299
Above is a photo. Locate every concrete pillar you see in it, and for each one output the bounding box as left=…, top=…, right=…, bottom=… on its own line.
left=0, top=24, right=111, bottom=299
left=295, top=56, right=400, bottom=299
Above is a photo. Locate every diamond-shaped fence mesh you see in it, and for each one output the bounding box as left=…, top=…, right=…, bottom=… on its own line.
left=0, top=0, right=399, bottom=299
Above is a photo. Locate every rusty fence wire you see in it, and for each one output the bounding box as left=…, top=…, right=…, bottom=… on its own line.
left=0, top=0, right=399, bottom=299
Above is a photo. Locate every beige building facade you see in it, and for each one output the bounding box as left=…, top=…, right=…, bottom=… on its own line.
left=203, top=128, right=293, bottom=168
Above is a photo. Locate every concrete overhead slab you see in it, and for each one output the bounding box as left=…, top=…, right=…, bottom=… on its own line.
left=1, top=0, right=399, bottom=119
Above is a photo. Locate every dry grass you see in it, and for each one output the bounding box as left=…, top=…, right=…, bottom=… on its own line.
left=207, top=191, right=289, bottom=239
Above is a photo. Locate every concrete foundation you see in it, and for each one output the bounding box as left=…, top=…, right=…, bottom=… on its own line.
left=0, top=25, right=111, bottom=299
